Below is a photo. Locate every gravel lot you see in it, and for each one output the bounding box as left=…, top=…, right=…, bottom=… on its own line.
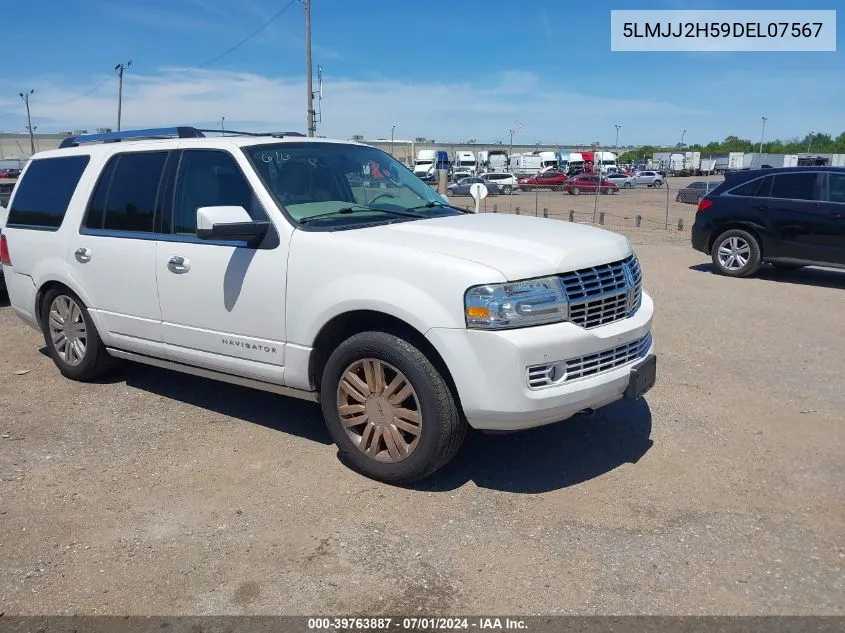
left=0, top=225, right=843, bottom=616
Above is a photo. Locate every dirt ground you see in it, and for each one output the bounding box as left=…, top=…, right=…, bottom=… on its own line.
left=0, top=223, right=843, bottom=616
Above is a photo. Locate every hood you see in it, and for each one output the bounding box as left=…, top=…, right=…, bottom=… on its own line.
left=352, top=213, right=632, bottom=280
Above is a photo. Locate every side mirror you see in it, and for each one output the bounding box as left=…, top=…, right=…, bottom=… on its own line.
left=196, top=206, right=270, bottom=247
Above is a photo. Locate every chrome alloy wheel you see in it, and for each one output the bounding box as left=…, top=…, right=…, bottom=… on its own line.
left=48, top=295, right=87, bottom=366
left=336, top=359, right=422, bottom=463
left=717, top=236, right=751, bottom=271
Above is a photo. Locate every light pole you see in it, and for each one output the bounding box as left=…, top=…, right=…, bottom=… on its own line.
left=220, top=116, right=226, bottom=135
left=614, top=124, right=621, bottom=153
left=807, top=132, right=813, bottom=153
left=304, top=0, right=315, bottom=136
left=680, top=129, right=686, bottom=148
left=391, top=125, right=395, bottom=156
left=19, top=89, right=35, bottom=155
left=759, top=116, right=767, bottom=156
left=115, top=60, right=132, bottom=131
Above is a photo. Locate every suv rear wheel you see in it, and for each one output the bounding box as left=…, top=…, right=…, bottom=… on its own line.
left=502, top=185, right=512, bottom=195
left=41, top=287, right=116, bottom=380
left=711, top=229, right=762, bottom=277
left=320, top=331, right=466, bottom=484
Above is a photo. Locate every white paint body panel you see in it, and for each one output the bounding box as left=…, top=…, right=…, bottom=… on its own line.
left=3, top=134, right=654, bottom=433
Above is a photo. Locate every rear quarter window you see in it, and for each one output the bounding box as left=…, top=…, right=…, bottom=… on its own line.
left=6, top=155, right=90, bottom=229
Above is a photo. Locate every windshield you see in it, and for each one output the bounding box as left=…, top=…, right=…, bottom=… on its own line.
left=244, top=142, right=459, bottom=227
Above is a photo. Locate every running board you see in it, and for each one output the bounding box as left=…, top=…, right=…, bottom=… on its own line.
left=106, top=348, right=320, bottom=403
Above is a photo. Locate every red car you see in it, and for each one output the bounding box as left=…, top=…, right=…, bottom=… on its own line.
left=562, top=174, right=619, bottom=195
left=517, top=170, right=567, bottom=191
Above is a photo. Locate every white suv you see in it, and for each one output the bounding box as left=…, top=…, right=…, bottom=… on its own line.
left=0, top=127, right=656, bottom=483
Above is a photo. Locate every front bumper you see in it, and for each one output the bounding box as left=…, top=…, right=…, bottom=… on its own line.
left=426, top=292, right=655, bottom=431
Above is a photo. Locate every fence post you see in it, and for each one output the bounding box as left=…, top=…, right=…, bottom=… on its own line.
left=515, top=207, right=521, bottom=215
left=599, top=212, right=605, bottom=225
left=568, top=210, right=574, bottom=222
left=635, top=214, right=642, bottom=227
left=493, top=204, right=498, bottom=213
left=664, top=181, right=670, bottom=229
left=543, top=208, right=548, bottom=218
left=535, top=188, right=539, bottom=216
left=677, top=217, right=684, bottom=231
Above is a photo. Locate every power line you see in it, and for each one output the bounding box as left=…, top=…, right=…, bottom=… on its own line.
left=40, top=72, right=117, bottom=106
left=30, top=0, right=299, bottom=107
left=195, top=0, right=298, bottom=69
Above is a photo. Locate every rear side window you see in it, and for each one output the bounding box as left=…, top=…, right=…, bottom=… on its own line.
left=83, top=151, right=168, bottom=233
left=827, top=173, right=845, bottom=203
left=771, top=173, right=818, bottom=201
left=729, top=177, right=766, bottom=197
left=7, top=156, right=90, bottom=229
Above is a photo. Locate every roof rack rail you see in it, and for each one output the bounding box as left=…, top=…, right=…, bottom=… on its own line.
left=59, top=126, right=206, bottom=148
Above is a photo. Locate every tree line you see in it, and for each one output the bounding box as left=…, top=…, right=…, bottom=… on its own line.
left=618, top=132, right=845, bottom=163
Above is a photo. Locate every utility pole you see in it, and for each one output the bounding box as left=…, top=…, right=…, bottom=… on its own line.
left=614, top=124, right=621, bottom=153
left=680, top=129, right=686, bottom=148
left=221, top=116, right=226, bottom=135
left=508, top=129, right=514, bottom=173
left=115, top=60, right=132, bottom=131
left=758, top=116, right=767, bottom=156
left=304, top=0, right=315, bottom=136
left=19, top=89, right=35, bottom=155
left=391, top=125, right=395, bottom=156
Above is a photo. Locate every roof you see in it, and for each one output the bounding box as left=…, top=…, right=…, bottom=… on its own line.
left=34, top=126, right=365, bottom=160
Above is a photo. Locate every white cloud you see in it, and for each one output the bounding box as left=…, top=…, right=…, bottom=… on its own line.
left=0, top=68, right=705, bottom=145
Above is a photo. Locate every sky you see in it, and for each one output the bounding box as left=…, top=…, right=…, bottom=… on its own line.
left=0, top=0, right=842, bottom=147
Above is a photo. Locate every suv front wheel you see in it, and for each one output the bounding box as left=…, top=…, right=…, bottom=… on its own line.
left=711, top=229, right=762, bottom=277
left=41, top=287, right=116, bottom=380
left=320, top=331, right=467, bottom=484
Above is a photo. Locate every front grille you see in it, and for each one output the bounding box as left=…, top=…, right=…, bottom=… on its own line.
left=559, top=255, right=642, bottom=328
left=564, top=333, right=652, bottom=381
left=526, top=332, right=652, bottom=390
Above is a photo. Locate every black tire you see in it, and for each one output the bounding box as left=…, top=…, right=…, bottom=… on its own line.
left=624, top=182, right=632, bottom=189
left=320, top=331, right=466, bottom=484
left=601, top=187, right=611, bottom=195
left=40, top=287, right=116, bottom=381
left=571, top=187, right=581, bottom=195
left=523, top=186, right=531, bottom=192
left=503, top=185, right=512, bottom=195
left=710, top=229, right=762, bottom=277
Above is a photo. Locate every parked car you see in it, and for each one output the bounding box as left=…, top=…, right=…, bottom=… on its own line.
left=446, top=177, right=496, bottom=197
left=605, top=173, right=636, bottom=189
left=632, top=171, right=664, bottom=187
left=451, top=170, right=472, bottom=182
left=1, top=126, right=655, bottom=483
left=676, top=181, right=720, bottom=204
left=563, top=174, right=619, bottom=195
left=517, top=170, right=567, bottom=192
left=691, top=167, right=845, bottom=277
left=477, top=172, right=517, bottom=195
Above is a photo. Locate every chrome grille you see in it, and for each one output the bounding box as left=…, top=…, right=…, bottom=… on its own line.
left=559, top=255, right=642, bottom=328
left=526, top=333, right=652, bottom=390
left=564, top=333, right=652, bottom=382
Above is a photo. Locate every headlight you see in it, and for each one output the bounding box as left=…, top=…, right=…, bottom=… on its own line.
left=464, top=276, right=569, bottom=330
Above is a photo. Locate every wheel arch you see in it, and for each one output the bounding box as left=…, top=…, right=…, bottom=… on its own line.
left=308, top=309, right=461, bottom=407
left=707, top=222, right=767, bottom=257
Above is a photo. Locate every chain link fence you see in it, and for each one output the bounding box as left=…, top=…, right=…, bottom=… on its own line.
left=446, top=174, right=724, bottom=233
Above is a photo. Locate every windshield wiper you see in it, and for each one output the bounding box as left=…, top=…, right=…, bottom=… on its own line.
left=299, top=205, right=426, bottom=224
left=405, top=201, right=450, bottom=211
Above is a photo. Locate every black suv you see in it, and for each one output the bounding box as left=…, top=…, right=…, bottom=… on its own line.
left=691, top=167, right=845, bottom=277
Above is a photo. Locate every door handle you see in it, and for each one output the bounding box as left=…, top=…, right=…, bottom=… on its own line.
left=167, top=255, right=190, bottom=274
left=74, top=247, right=91, bottom=263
